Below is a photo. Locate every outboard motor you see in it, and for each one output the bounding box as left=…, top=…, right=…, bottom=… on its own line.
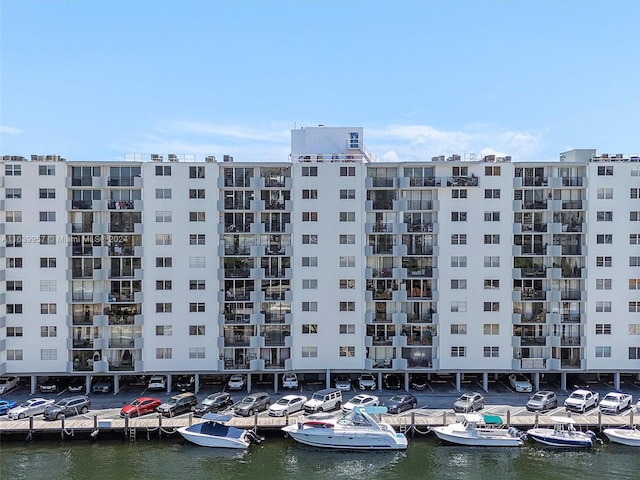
left=587, top=430, right=603, bottom=445
left=246, top=430, right=264, bottom=445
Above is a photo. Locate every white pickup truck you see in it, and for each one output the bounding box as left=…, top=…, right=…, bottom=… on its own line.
left=564, top=389, right=599, bottom=413
left=599, top=392, right=633, bottom=414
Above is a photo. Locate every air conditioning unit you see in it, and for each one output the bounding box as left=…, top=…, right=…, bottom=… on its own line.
left=205, top=155, right=216, bottom=163
left=223, top=155, right=233, bottom=162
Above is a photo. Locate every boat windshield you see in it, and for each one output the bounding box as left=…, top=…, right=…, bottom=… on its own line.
left=337, top=410, right=374, bottom=427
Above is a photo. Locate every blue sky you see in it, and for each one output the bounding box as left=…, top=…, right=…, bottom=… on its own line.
left=1, top=0, right=638, bottom=162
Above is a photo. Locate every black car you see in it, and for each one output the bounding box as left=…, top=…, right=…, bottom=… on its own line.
left=68, top=377, right=86, bottom=393
left=385, top=394, right=418, bottom=414
left=410, top=374, right=429, bottom=391
left=383, top=374, right=402, bottom=390
left=176, top=375, right=195, bottom=392
left=91, top=377, right=113, bottom=393
left=157, top=393, right=198, bottom=417
left=43, top=396, right=91, bottom=421
left=194, top=392, right=234, bottom=417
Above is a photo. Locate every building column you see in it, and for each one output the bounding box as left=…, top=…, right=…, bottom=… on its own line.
left=455, top=372, right=461, bottom=392
left=114, top=375, right=120, bottom=394
left=325, top=369, right=331, bottom=389
left=194, top=373, right=200, bottom=394
left=614, top=372, right=621, bottom=391
left=274, top=373, right=279, bottom=394
left=247, top=374, right=252, bottom=393
left=560, top=372, right=567, bottom=391
left=533, top=372, right=540, bottom=392
left=377, top=372, right=382, bottom=391
left=404, top=372, right=409, bottom=391
left=31, top=375, right=37, bottom=395
left=482, top=372, right=488, bottom=392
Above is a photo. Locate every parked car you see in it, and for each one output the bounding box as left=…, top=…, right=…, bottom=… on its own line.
left=564, top=389, right=599, bottom=413
left=91, top=377, right=113, bottom=393
left=599, top=392, right=633, bottom=414
left=194, top=392, right=234, bottom=417
left=385, top=394, right=418, bottom=414
left=0, top=376, right=20, bottom=395
left=8, top=398, right=55, bottom=420
left=410, top=374, right=429, bottom=391
left=0, top=400, right=18, bottom=415
left=157, top=392, right=198, bottom=417
left=342, top=394, right=379, bottom=412
left=176, top=375, right=195, bottom=392
left=383, top=374, right=402, bottom=390
left=526, top=390, right=558, bottom=412
left=39, top=377, right=65, bottom=393
left=282, top=373, right=299, bottom=389
left=68, top=377, right=86, bottom=393
left=147, top=376, right=167, bottom=391
left=334, top=376, right=352, bottom=392
left=227, top=375, right=246, bottom=391
left=43, top=396, right=91, bottom=421
left=268, top=394, right=307, bottom=417
left=508, top=374, right=533, bottom=393
left=234, top=392, right=271, bottom=417
left=120, top=397, right=162, bottom=418
left=303, top=388, right=342, bottom=413
left=453, top=392, right=485, bottom=413
left=358, top=373, right=377, bottom=391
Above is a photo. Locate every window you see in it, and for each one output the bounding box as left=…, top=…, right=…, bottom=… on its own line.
left=484, top=256, right=500, bottom=267
left=156, top=325, right=172, bottom=336
left=451, top=212, right=467, bottom=222
left=451, top=189, right=467, bottom=199
left=39, top=234, right=56, bottom=245
left=7, top=327, right=23, bottom=337
left=339, top=256, right=355, bottom=267
left=40, top=326, right=57, bottom=336
left=629, top=324, right=640, bottom=335
left=597, top=211, right=613, bottom=221
left=39, top=280, right=56, bottom=291
left=302, top=346, right=318, bottom=358
left=339, top=346, right=355, bottom=357
left=450, top=302, right=467, bottom=313
left=484, top=234, right=500, bottom=244
left=596, top=256, right=612, bottom=267
left=596, top=301, right=612, bottom=312
left=156, top=303, right=173, bottom=313
left=7, top=349, right=23, bottom=361
left=632, top=234, right=640, bottom=245
left=7, top=281, right=23, bottom=291
left=302, top=324, right=318, bottom=334
left=339, top=211, right=356, bottom=222
left=7, top=258, right=23, bottom=268
left=631, top=211, right=640, bottom=222
left=485, top=166, right=501, bottom=176
left=451, top=279, right=467, bottom=289
left=452, top=166, right=468, bottom=176
left=40, top=303, right=57, bottom=314
left=189, top=189, right=205, bottom=199
left=302, top=256, right=318, bottom=267
left=630, top=257, right=640, bottom=267
left=451, top=346, right=466, bottom=357
left=484, top=189, right=501, bottom=199
left=484, top=211, right=500, bottom=222
left=339, top=279, right=355, bottom=289
left=484, top=279, right=500, bottom=289
left=40, top=257, right=57, bottom=268
left=155, top=211, right=172, bottom=222
left=596, top=278, right=612, bottom=290
left=6, top=211, right=22, bottom=222
left=189, top=211, right=206, bottom=222
left=451, top=234, right=467, bottom=245
left=630, top=302, right=640, bottom=313
left=5, top=165, right=21, bottom=176
left=301, top=166, right=317, bottom=177
left=632, top=188, right=640, bottom=199
left=302, top=234, right=318, bottom=244
left=6, top=234, right=22, bottom=247
left=155, top=234, right=172, bottom=245
left=339, top=324, right=356, bottom=334
left=302, top=279, right=318, bottom=289
left=451, top=324, right=467, bottom=334
left=630, top=279, right=640, bottom=290
left=189, top=234, right=206, bottom=245
left=189, top=325, right=206, bottom=335
left=597, top=165, right=614, bottom=176
left=6, top=188, right=21, bottom=198
left=340, top=189, right=356, bottom=199
left=189, top=347, right=206, bottom=359
left=339, top=301, right=355, bottom=311
left=156, top=348, right=172, bottom=359
left=349, top=131, right=359, bottom=148
left=7, top=304, right=23, bottom=314
left=596, top=234, right=613, bottom=245
left=302, top=302, right=318, bottom=312
left=41, top=349, right=57, bottom=361
left=595, top=346, right=612, bottom=358
left=189, top=256, right=205, bottom=268
left=189, top=280, right=205, bottom=290
left=595, top=324, right=612, bottom=335
left=156, top=280, right=172, bottom=290
left=483, top=346, right=500, bottom=357
left=597, top=188, right=613, bottom=199
left=340, top=166, right=355, bottom=177
left=302, top=211, right=318, bottom=222
left=189, top=166, right=205, bottom=178
left=339, top=234, right=356, bottom=244
left=483, top=302, right=499, bottom=312
left=451, top=256, right=467, bottom=267
left=302, top=189, right=318, bottom=199
left=155, top=165, right=171, bottom=176
left=39, top=165, right=56, bottom=175
left=483, top=324, right=500, bottom=335
left=189, top=303, right=205, bottom=312
left=39, top=188, right=56, bottom=199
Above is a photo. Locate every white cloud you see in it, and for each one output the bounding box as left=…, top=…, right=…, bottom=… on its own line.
left=0, top=125, right=23, bottom=135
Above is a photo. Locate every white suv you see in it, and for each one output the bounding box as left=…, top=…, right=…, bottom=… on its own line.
left=303, top=388, right=342, bottom=413
left=147, top=376, right=167, bottom=391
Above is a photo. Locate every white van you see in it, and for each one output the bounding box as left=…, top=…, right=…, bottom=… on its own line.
left=303, top=388, right=342, bottom=413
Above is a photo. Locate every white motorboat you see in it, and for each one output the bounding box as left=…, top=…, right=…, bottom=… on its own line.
left=177, top=413, right=263, bottom=449
left=431, top=414, right=526, bottom=447
left=282, top=406, right=407, bottom=450
left=527, top=416, right=600, bottom=448
left=603, top=427, right=640, bottom=447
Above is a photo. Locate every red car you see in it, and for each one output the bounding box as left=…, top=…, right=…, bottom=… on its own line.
left=120, top=397, right=162, bottom=418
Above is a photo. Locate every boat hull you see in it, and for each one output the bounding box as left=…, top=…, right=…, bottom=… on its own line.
left=177, top=425, right=250, bottom=449
left=282, top=423, right=407, bottom=450
left=526, top=428, right=592, bottom=448
left=603, top=428, right=640, bottom=447
left=432, top=426, right=523, bottom=447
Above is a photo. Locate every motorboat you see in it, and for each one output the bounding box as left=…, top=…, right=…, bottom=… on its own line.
left=603, top=427, right=640, bottom=447
left=431, top=414, right=526, bottom=447
left=177, top=413, right=263, bottom=449
left=527, top=416, right=600, bottom=448
left=282, top=406, right=407, bottom=450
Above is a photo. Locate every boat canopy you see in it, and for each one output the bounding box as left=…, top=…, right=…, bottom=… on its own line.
left=354, top=406, right=388, bottom=415
left=202, top=413, right=233, bottom=422
left=482, top=414, right=503, bottom=426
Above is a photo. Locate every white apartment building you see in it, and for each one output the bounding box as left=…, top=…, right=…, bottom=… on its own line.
left=1, top=128, right=639, bottom=393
